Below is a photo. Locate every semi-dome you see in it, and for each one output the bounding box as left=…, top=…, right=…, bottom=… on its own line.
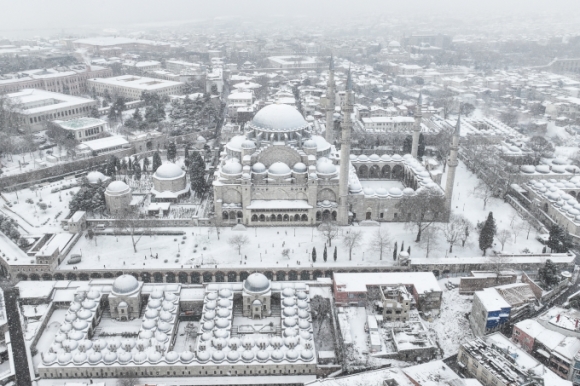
left=112, top=275, right=139, bottom=295
left=106, top=181, right=130, bottom=195
left=155, top=163, right=185, bottom=179
left=251, top=162, right=267, bottom=173
left=241, top=140, right=256, bottom=149
left=303, top=139, right=317, bottom=149
left=268, top=162, right=292, bottom=175
left=249, top=104, right=308, bottom=132
left=244, top=273, right=271, bottom=293
left=222, top=159, right=243, bottom=174
left=293, top=162, right=308, bottom=173
left=316, top=158, right=337, bottom=175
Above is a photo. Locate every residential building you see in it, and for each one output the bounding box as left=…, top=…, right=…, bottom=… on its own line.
left=469, top=288, right=511, bottom=337
left=52, top=117, right=108, bottom=142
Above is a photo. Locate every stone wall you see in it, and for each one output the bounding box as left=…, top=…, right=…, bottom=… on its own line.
left=0, top=148, right=135, bottom=190
left=459, top=272, right=518, bottom=295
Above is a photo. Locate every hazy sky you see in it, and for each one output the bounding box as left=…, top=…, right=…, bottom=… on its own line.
left=0, top=0, right=578, bottom=37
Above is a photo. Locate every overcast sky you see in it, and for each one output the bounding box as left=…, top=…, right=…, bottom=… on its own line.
left=1, top=0, right=578, bottom=37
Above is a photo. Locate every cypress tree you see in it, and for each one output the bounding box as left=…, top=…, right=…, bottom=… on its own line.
left=323, top=245, right=328, bottom=262
left=479, top=212, right=496, bottom=256
left=401, top=241, right=404, bottom=252
left=393, top=241, right=398, bottom=260
left=312, top=247, right=317, bottom=263
left=167, top=142, right=177, bottom=162
left=407, top=246, right=411, bottom=256
left=333, top=246, right=337, bottom=262
left=152, top=151, right=162, bottom=172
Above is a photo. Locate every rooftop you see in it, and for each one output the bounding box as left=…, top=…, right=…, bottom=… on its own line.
left=333, top=272, right=441, bottom=295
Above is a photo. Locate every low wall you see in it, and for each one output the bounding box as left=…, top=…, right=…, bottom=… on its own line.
left=0, top=148, right=135, bottom=190
left=459, top=273, right=518, bottom=295
left=86, top=218, right=194, bottom=228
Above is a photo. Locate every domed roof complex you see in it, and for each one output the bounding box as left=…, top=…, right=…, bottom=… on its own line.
left=244, top=273, right=271, bottom=293
left=248, top=104, right=309, bottom=133
left=112, top=275, right=140, bottom=295
left=154, top=163, right=185, bottom=179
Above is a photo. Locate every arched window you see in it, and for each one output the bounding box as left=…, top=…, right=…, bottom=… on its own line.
left=251, top=215, right=258, bottom=222
left=222, top=212, right=229, bottom=220
left=301, top=214, right=308, bottom=221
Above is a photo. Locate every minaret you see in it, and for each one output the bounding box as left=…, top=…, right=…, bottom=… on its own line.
left=411, top=92, right=422, bottom=158
left=325, top=55, right=336, bottom=144
left=338, top=68, right=353, bottom=226
left=445, top=114, right=460, bottom=211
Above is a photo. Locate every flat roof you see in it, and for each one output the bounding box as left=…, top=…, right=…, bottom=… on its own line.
left=55, top=117, right=106, bottom=130
left=333, top=272, right=441, bottom=295
left=78, top=136, right=129, bottom=151
left=247, top=200, right=313, bottom=210
left=88, top=75, right=183, bottom=91
left=8, top=89, right=95, bottom=115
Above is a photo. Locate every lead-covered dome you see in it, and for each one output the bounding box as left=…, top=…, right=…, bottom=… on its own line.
left=112, top=274, right=139, bottom=295
left=222, top=159, right=243, bottom=175
left=268, top=162, right=291, bottom=176
left=154, top=163, right=185, bottom=179
left=244, top=273, right=271, bottom=293
left=249, top=104, right=308, bottom=133
left=106, top=181, right=130, bottom=195
left=87, top=171, right=107, bottom=184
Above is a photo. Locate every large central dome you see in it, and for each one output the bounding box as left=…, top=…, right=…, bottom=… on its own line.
left=248, top=104, right=308, bottom=133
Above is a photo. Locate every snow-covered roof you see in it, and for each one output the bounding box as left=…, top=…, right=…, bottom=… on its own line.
left=333, top=272, right=441, bottom=295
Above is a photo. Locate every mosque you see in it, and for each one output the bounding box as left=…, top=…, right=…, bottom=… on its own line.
left=213, top=61, right=460, bottom=227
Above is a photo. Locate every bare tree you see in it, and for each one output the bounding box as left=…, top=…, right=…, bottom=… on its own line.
left=443, top=215, right=463, bottom=253
left=396, top=185, right=447, bottom=242
left=369, top=227, right=391, bottom=260
left=432, top=125, right=453, bottom=171
left=343, top=230, right=363, bottom=261
left=117, top=212, right=150, bottom=253
left=419, top=225, right=439, bottom=258
left=459, top=216, right=472, bottom=247
left=496, top=229, right=512, bottom=251
left=319, top=219, right=339, bottom=246
left=512, top=221, right=525, bottom=244
left=310, top=295, right=331, bottom=335
left=228, top=234, right=249, bottom=255
left=117, top=377, right=140, bottom=386
left=473, top=180, right=495, bottom=210
left=488, top=253, right=511, bottom=282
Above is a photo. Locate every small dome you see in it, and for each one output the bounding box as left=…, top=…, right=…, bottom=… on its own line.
left=227, top=350, right=240, bottom=362
left=301, top=349, right=314, bottom=361
left=204, top=310, right=216, bottom=320
left=219, top=288, right=232, bottom=298
left=197, top=351, right=210, bottom=363
left=118, top=351, right=132, bottom=364
left=155, top=163, right=185, bottom=179
left=157, top=321, right=171, bottom=332
left=58, top=352, right=73, bottom=365
left=286, top=349, right=299, bottom=361
left=298, top=309, right=309, bottom=319
left=86, top=171, right=107, bottom=184
left=43, top=352, right=57, bottom=365
left=389, top=187, right=403, bottom=197
left=381, top=154, right=391, bottom=161
left=242, top=350, right=255, bottom=362
left=282, top=287, right=296, bottom=297
left=358, top=155, right=369, bottom=162
left=106, top=180, right=130, bottom=195
left=297, top=300, right=308, bottom=309
left=257, top=350, right=269, bottom=362
left=241, top=140, right=256, bottom=149
left=251, top=162, right=267, bottom=173
left=268, top=162, right=292, bottom=175
left=299, top=319, right=311, bottom=330
left=303, top=139, right=317, bottom=149
left=88, top=352, right=102, bottom=365
left=283, top=298, right=296, bottom=307
left=293, top=162, right=307, bottom=173
left=392, top=154, right=402, bottom=161
left=165, top=351, right=179, bottom=364
left=81, top=299, right=96, bottom=310
left=148, top=299, right=161, bottom=309
left=155, top=331, right=168, bottom=342
left=375, top=188, right=388, bottom=197
left=86, top=290, right=100, bottom=299
left=271, top=349, right=284, bottom=362
left=316, top=158, right=337, bottom=175
left=216, top=318, right=229, bottom=329
left=202, top=321, right=214, bottom=331
left=72, top=320, right=88, bottom=330
left=72, top=352, right=87, bottom=365
left=214, top=329, right=229, bottom=339
left=217, top=308, right=230, bottom=318
left=364, top=187, right=375, bottom=196
left=148, top=351, right=162, bottom=364
left=76, top=309, right=92, bottom=320
left=403, top=187, right=415, bottom=196
left=284, top=308, right=297, bottom=318
left=159, top=310, right=173, bottom=322
left=244, top=273, right=271, bottom=293
left=284, top=317, right=298, bottom=327
left=222, top=159, right=243, bottom=175
left=133, top=351, right=147, bottom=364
left=112, top=275, right=139, bottom=295
left=142, top=319, right=156, bottom=330
left=217, top=297, right=231, bottom=308
left=104, top=352, right=117, bottom=365
left=150, top=289, right=164, bottom=299
left=369, top=154, right=380, bottom=161
left=300, top=330, right=312, bottom=340
left=180, top=351, right=195, bottom=363
left=349, top=154, right=358, bottom=160
left=296, top=291, right=307, bottom=300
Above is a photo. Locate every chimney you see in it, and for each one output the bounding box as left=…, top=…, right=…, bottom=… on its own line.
left=557, top=314, right=561, bottom=322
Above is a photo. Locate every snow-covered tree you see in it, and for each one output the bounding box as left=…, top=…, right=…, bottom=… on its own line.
left=479, top=212, right=496, bottom=256
left=370, top=227, right=390, bottom=260
left=152, top=151, right=162, bottom=172
left=396, top=185, right=447, bottom=242
left=343, top=230, right=363, bottom=261
left=538, top=259, right=560, bottom=289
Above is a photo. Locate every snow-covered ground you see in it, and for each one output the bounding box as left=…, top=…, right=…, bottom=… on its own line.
left=59, top=160, right=545, bottom=271
left=426, top=278, right=474, bottom=358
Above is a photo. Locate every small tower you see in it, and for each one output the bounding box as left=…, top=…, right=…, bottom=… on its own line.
left=325, top=55, right=336, bottom=144
left=411, top=92, right=422, bottom=158
left=338, top=68, right=354, bottom=226
left=445, top=114, right=461, bottom=210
